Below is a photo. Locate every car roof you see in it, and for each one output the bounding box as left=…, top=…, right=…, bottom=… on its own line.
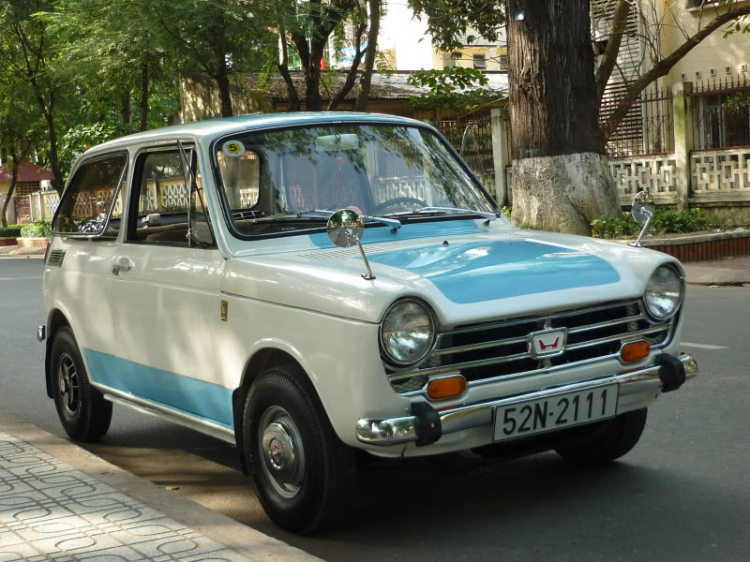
left=86, top=112, right=426, bottom=155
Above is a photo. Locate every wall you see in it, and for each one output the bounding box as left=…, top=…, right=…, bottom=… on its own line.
left=378, top=2, right=435, bottom=70
left=659, top=1, right=750, bottom=85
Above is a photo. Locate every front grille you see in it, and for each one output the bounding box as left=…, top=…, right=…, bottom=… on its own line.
left=388, top=299, right=674, bottom=394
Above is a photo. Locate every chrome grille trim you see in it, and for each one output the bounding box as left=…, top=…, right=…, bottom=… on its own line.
left=387, top=299, right=676, bottom=393
left=565, top=325, right=669, bottom=351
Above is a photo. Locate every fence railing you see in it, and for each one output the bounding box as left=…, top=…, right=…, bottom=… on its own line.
left=690, top=75, right=750, bottom=151
left=603, top=86, right=674, bottom=158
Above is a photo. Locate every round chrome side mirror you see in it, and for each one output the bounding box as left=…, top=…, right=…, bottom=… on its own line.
left=326, top=209, right=366, bottom=248
left=631, top=191, right=655, bottom=226
left=326, top=209, right=375, bottom=280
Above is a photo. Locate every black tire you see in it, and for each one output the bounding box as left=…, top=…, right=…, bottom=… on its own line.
left=243, top=365, right=354, bottom=534
left=50, top=327, right=112, bottom=442
left=555, top=408, right=647, bottom=465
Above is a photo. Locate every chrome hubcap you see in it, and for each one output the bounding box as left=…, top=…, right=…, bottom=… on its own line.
left=259, top=406, right=305, bottom=499
left=57, top=353, right=80, bottom=416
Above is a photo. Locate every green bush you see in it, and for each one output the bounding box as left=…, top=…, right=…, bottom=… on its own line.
left=20, top=220, right=51, bottom=238
left=591, top=213, right=640, bottom=239
left=591, top=208, right=709, bottom=239
left=0, top=224, right=23, bottom=237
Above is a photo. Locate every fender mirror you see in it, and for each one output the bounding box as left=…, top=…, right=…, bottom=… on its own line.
left=629, top=191, right=655, bottom=248
left=327, top=209, right=375, bottom=280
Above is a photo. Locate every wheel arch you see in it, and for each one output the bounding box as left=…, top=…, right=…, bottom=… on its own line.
left=232, top=347, right=311, bottom=475
left=45, top=309, right=72, bottom=398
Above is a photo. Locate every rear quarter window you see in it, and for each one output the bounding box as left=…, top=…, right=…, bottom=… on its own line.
left=52, top=153, right=127, bottom=236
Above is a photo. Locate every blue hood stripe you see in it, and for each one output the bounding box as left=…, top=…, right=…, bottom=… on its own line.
left=368, top=239, right=620, bottom=304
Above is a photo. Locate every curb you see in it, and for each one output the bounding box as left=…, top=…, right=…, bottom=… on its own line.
left=0, top=413, right=323, bottom=562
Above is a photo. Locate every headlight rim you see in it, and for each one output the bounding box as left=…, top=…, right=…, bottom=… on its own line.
left=644, top=264, right=684, bottom=322
left=379, top=297, right=439, bottom=369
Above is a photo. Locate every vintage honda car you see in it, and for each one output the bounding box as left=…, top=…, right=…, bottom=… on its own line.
left=39, top=113, right=697, bottom=534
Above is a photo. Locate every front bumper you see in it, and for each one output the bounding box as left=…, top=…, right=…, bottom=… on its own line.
left=356, top=353, right=698, bottom=447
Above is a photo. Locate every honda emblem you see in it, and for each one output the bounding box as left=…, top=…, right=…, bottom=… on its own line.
left=528, top=328, right=568, bottom=358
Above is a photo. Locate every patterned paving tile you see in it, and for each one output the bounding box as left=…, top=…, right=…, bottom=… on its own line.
left=0, top=432, right=251, bottom=562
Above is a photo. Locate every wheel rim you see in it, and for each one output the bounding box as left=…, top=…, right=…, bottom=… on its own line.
left=57, top=353, right=80, bottom=417
left=258, top=406, right=305, bottom=500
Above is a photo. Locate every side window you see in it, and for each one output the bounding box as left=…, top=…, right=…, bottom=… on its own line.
left=52, top=154, right=127, bottom=236
left=130, top=149, right=215, bottom=247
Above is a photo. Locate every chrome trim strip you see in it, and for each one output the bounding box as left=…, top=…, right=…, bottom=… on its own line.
left=100, top=387, right=235, bottom=444
left=567, top=314, right=646, bottom=334
left=434, top=335, right=528, bottom=356
left=358, top=354, right=698, bottom=446
left=388, top=350, right=532, bottom=382
left=566, top=325, right=669, bottom=351
left=441, top=299, right=641, bottom=337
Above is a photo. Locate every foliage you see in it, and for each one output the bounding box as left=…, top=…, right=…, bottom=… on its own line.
left=409, top=0, right=505, bottom=51
left=590, top=213, right=640, bottom=239
left=406, top=67, right=503, bottom=110
left=723, top=91, right=750, bottom=114
left=591, top=208, right=709, bottom=239
left=59, top=123, right=131, bottom=177
left=20, top=221, right=51, bottom=238
left=0, top=225, right=22, bottom=237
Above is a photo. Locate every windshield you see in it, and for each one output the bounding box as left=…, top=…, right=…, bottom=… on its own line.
left=214, top=124, right=498, bottom=238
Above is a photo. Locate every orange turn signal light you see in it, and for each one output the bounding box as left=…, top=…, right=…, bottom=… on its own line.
left=427, top=375, right=467, bottom=400
left=621, top=340, right=651, bottom=363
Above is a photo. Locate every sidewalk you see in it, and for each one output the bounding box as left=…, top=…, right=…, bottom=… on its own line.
left=681, top=255, right=750, bottom=286
left=0, top=414, right=321, bottom=562
left=0, top=245, right=45, bottom=257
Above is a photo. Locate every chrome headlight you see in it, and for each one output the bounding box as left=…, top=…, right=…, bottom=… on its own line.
left=380, top=299, right=436, bottom=367
left=644, top=265, right=683, bottom=320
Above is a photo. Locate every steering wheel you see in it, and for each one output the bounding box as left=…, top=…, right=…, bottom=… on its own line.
left=372, top=196, right=427, bottom=214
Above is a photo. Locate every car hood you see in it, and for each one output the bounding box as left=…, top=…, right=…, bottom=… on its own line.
left=222, top=226, right=681, bottom=325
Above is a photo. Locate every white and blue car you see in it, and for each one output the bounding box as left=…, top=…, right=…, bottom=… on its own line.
left=40, top=113, right=697, bottom=533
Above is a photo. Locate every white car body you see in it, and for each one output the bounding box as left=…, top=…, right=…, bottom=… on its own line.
left=41, top=113, right=696, bottom=492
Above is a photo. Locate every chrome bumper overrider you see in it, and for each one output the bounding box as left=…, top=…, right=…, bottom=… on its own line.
left=356, top=353, right=698, bottom=446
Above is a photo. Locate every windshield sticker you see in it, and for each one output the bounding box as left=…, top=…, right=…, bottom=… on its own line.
left=222, top=140, right=246, bottom=157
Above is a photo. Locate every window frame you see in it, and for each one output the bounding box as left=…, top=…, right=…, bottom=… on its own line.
left=210, top=120, right=501, bottom=243
left=126, top=143, right=216, bottom=249
left=50, top=150, right=129, bottom=239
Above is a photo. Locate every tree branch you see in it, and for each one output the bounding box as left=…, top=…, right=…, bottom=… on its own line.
left=601, top=4, right=750, bottom=141
left=328, top=21, right=367, bottom=110
left=595, top=0, right=631, bottom=103
left=277, top=20, right=301, bottom=111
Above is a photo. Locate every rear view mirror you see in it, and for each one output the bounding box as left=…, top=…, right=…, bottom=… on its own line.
left=316, top=134, right=359, bottom=151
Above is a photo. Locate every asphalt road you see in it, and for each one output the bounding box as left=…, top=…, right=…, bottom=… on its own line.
left=1, top=256, right=749, bottom=562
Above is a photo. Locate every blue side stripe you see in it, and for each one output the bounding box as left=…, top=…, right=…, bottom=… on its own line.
left=84, top=349, right=234, bottom=429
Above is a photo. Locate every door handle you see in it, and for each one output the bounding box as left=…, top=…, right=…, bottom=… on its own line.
left=112, top=257, right=134, bottom=276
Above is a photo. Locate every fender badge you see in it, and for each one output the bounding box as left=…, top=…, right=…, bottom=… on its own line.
left=220, top=300, right=228, bottom=322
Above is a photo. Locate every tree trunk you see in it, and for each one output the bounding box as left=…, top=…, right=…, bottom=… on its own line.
left=354, top=0, right=381, bottom=112
left=121, top=90, right=132, bottom=125
left=507, top=0, right=620, bottom=235
left=2, top=155, right=19, bottom=228
left=139, top=63, right=150, bottom=131
left=42, top=110, right=64, bottom=194
left=306, top=40, right=325, bottom=112
left=216, top=72, right=233, bottom=117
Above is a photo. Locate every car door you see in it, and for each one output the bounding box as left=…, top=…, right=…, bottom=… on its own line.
left=47, top=152, right=128, bottom=360
left=99, top=145, right=233, bottom=431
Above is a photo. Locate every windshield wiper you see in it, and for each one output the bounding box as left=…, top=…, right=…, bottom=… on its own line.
left=388, top=206, right=498, bottom=221
left=298, top=209, right=401, bottom=232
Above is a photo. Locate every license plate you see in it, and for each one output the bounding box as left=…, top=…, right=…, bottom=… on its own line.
left=493, top=384, right=619, bottom=441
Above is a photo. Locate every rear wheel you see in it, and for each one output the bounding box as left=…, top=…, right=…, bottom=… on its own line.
left=50, top=327, right=112, bottom=442
left=243, top=365, right=354, bottom=534
left=555, top=408, right=647, bottom=465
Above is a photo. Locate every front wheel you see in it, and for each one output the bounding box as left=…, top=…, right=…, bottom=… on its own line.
left=50, top=327, right=112, bottom=442
left=555, top=408, right=647, bottom=465
left=243, top=365, right=355, bottom=534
